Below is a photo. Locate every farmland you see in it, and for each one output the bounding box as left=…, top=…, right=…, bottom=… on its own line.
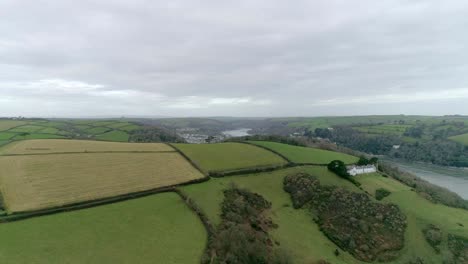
left=173, top=142, right=287, bottom=173
left=181, top=166, right=361, bottom=264
left=357, top=174, right=468, bottom=263
left=450, top=133, right=468, bottom=146
left=0, top=119, right=144, bottom=145
left=0, top=193, right=206, bottom=264
left=182, top=166, right=468, bottom=264
left=0, top=117, right=466, bottom=263
left=0, top=140, right=203, bottom=212
left=0, top=139, right=173, bottom=155
left=250, top=141, right=358, bottom=164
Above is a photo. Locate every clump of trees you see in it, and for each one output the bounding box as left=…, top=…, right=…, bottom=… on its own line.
left=128, top=127, right=185, bottom=143
left=379, top=162, right=468, bottom=210
left=202, top=186, right=291, bottom=264
left=422, top=224, right=442, bottom=253
left=327, top=160, right=360, bottom=186
left=310, top=125, right=468, bottom=167
left=357, top=156, right=378, bottom=166
left=448, top=234, right=468, bottom=263
left=283, top=173, right=407, bottom=262
left=375, top=188, right=391, bottom=201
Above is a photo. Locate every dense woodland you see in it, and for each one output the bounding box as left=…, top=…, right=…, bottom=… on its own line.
left=312, top=124, right=468, bottom=167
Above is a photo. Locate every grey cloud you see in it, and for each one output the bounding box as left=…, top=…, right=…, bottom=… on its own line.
left=1, top=0, right=468, bottom=117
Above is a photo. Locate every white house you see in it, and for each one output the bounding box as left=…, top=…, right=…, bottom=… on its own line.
left=347, top=165, right=377, bottom=176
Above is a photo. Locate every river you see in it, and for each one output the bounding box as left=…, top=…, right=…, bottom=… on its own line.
left=222, top=128, right=251, bottom=137
left=385, top=159, right=468, bottom=199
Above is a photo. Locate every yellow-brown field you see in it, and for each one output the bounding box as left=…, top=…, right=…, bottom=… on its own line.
left=0, top=139, right=174, bottom=154
left=0, top=152, right=204, bottom=212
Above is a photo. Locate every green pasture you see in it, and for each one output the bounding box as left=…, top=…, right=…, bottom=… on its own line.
left=173, top=142, right=287, bottom=173
left=0, top=193, right=206, bottom=264
left=449, top=133, right=468, bottom=146
left=250, top=141, right=358, bottom=164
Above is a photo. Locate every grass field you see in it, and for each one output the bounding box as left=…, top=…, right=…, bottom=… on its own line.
left=96, top=130, right=130, bottom=142
left=84, top=127, right=111, bottom=135
left=449, top=133, right=468, bottom=145
left=182, top=166, right=468, bottom=264
left=173, top=142, right=287, bottom=173
left=250, top=141, right=358, bottom=164
left=357, top=174, right=468, bottom=263
left=12, top=133, right=66, bottom=140
left=0, top=139, right=173, bottom=155
left=0, top=150, right=203, bottom=212
left=181, top=166, right=362, bottom=264
left=0, top=193, right=207, bottom=264
left=0, top=120, right=27, bottom=131
left=0, top=119, right=143, bottom=144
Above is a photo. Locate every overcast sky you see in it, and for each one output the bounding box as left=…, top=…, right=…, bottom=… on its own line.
left=1, top=0, right=468, bottom=117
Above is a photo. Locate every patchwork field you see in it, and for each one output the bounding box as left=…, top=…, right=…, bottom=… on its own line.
left=173, top=142, right=287, bottom=173
left=0, top=193, right=207, bottom=264
left=0, top=139, right=173, bottom=155
left=181, top=166, right=362, bottom=264
left=0, top=141, right=203, bottom=212
left=449, top=133, right=468, bottom=146
left=0, top=119, right=143, bottom=145
left=250, top=141, right=358, bottom=164
left=182, top=166, right=468, bottom=264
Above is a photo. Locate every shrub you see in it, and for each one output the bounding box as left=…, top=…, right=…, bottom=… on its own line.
left=327, top=160, right=361, bottom=187
left=203, top=186, right=291, bottom=264
left=284, top=173, right=407, bottom=262
left=422, top=225, right=442, bottom=252
left=375, top=188, right=391, bottom=201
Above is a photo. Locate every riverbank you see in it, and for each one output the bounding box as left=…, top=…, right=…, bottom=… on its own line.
left=384, top=159, right=468, bottom=199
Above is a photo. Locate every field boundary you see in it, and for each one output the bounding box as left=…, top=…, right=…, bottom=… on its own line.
left=174, top=188, right=215, bottom=259
left=0, top=150, right=176, bottom=157
left=236, top=140, right=293, bottom=163
left=167, top=143, right=207, bottom=176
left=0, top=176, right=210, bottom=223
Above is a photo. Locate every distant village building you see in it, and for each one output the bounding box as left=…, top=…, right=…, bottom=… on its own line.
left=347, top=165, right=377, bottom=176
left=392, top=145, right=401, bottom=149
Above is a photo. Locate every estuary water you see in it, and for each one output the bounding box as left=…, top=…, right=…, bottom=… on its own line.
left=222, top=128, right=251, bottom=137
left=385, top=159, right=468, bottom=199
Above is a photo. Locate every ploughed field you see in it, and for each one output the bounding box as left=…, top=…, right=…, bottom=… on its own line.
left=0, top=140, right=203, bottom=213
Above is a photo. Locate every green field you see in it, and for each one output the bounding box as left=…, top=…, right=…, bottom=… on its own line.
left=84, top=127, right=111, bottom=135
left=250, top=141, right=358, bottom=164
left=96, top=131, right=130, bottom=142
left=449, top=133, right=468, bottom=145
left=0, top=193, right=207, bottom=264
left=0, top=120, right=27, bottom=131
left=0, top=132, right=16, bottom=140
left=173, top=142, right=287, bottom=173
left=182, top=166, right=468, bottom=264
left=0, top=119, right=143, bottom=145
left=181, top=166, right=363, bottom=264
left=357, top=174, right=468, bottom=263
left=13, top=133, right=66, bottom=140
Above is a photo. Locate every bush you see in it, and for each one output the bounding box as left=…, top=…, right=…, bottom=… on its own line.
left=422, top=225, right=442, bottom=252
left=203, top=186, right=291, bottom=264
left=284, top=173, right=406, bottom=262
left=327, top=160, right=361, bottom=187
left=375, top=188, right=391, bottom=201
